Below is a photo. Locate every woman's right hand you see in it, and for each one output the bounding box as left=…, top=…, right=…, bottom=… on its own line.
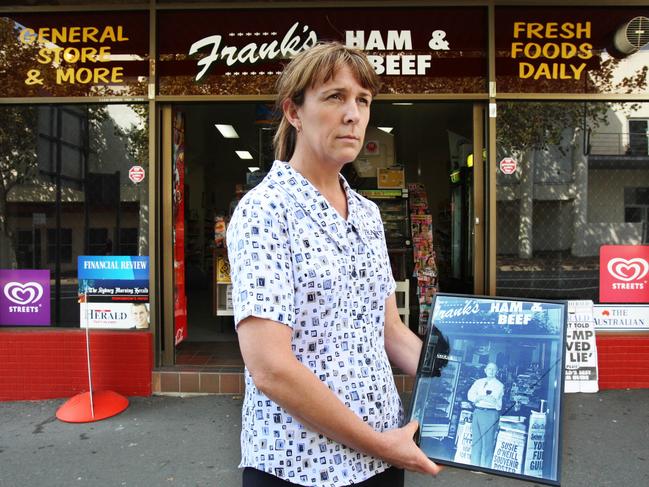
left=377, top=420, right=442, bottom=476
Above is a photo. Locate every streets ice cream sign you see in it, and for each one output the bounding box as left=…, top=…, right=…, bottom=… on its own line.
left=189, top=23, right=451, bottom=80
left=600, top=245, right=649, bottom=303
left=0, top=270, right=50, bottom=326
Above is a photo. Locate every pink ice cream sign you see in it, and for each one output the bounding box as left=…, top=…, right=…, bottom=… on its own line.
left=0, top=269, right=50, bottom=326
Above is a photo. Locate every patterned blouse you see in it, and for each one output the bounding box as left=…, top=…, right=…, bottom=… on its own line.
left=227, top=161, right=401, bottom=487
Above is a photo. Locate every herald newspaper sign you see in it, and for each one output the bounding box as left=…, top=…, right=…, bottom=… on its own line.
left=499, top=157, right=517, bottom=175
left=599, top=245, right=649, bottom=303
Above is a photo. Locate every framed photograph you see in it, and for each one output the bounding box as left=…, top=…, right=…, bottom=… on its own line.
left=408, top=293, right=567, bottom=486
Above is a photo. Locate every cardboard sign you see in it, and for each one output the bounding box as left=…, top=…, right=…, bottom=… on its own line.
left=564, top=300, right=599, bottom=393
left=78, top=256, right=149, bottom=329
left=593, top=304, right=649, bottom=331
left=599, top=245, right=649, bottom=303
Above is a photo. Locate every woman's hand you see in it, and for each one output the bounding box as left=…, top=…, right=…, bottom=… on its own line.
left=377, top=420, right=442, bottom=476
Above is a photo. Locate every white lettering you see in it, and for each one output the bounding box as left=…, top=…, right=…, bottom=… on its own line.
left=189, top=22, right=318, bottom=81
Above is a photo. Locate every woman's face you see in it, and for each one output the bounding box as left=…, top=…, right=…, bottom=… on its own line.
left=292, top=65, right=372, bottom=168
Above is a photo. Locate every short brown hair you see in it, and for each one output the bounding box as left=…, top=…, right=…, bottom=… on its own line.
left=273, top=42, right=380, bottom=162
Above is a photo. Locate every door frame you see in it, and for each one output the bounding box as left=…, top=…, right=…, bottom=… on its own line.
left=158, top=101, right=489, bottom=366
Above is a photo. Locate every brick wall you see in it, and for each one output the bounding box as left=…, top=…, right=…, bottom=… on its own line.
left=596, top=334, right=649, bottom=390
left=0, top=330, right=152, bottom=401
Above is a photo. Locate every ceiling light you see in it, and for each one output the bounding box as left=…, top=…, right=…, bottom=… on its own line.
left=392, top=102, right=413, bottom=106
left=236, top=151, right=253, bottom=160
left=215, top=124, right=239, bottom=138
left=378, top=127, right=393, bottom=134
left=248, top=167, right=260, bottom=172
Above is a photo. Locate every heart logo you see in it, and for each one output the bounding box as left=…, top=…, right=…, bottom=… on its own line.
left=3, top=281, right=43, bottom=305
left=607, top=258, right=649, bottom=282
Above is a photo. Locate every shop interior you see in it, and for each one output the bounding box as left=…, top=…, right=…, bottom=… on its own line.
left=174, top=101, right=476, bottom=366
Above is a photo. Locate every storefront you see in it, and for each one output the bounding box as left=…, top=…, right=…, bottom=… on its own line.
left=1, top=1, right=648, bottom=401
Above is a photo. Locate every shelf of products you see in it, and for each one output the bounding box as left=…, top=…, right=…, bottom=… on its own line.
left=357, top=189, right=411, bottom=281
left=420, top=360, right=461, bottom=439
left=213, top=248, right=233, bottom=316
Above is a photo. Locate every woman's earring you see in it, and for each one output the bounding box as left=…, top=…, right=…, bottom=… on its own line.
left=295, top=124, right=301, bottom=133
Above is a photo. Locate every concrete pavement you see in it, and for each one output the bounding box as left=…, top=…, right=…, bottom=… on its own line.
left=1, top=389, right=647, bottom=487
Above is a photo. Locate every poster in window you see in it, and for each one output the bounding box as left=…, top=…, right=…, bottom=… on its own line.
left=408, top=293, right=567, bottom=485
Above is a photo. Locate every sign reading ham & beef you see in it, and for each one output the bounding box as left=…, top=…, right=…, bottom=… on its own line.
left=599, top=245, right=649, bottom=303
left=158, top=7, right=487, bottom=96
left=0, top=269, right=50, bottom=326
left=78, top=256, right=149, bottom=329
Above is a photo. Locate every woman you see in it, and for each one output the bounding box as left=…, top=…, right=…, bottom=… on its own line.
left=227, top=42, right=441, bottom=487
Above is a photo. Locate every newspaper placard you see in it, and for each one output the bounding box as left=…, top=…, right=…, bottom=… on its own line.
left=593, top=304, right=649, bottom=331
left=409, top=293, right=566, bottom=486
left=78, top=256, right=150, bottom=329
left=564, top=300, right=599, bottom=393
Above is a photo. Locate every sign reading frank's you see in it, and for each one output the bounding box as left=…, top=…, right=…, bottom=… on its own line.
left=0, top=269, right=50, bottom=326
left=599, top=245, right=649, bottom=303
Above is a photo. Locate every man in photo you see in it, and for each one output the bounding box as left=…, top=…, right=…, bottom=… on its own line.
left=467, top=362, right=504, bottom=468
left=131, top=303, right=149, bottom=329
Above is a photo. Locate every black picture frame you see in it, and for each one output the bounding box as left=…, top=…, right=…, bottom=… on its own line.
left=408, top=293, right=567, bottom=485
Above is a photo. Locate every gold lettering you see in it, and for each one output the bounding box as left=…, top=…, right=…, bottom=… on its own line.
left=51, top=27, right=66, bottom=44
left=99, top=26, right=116, bottom=43
left=37, top=47, right=52, bottom=64
left=527, top=23, right=545, bottom=39
left=571, top=63, right=587, bottom=80
left=94, top=67, right=110, bottom=83
left=19, top=28, right=36, bottom=44
left=534, top=63, right=551, bottom=79
left=562, top=43, right=577, bottom=58
left=561, top=23, right=576, bottom=39
left=519, top=62, right=535, bottom=79
left=38, top=28, right=50, bottom=44
left=575, top=22, right=591, bottom=39
left=578, top=43, right=593, bottom=59
left=97, top=46, right=111, bottom=62
left=511, top=42, right=525, bottom=58
left=116, top=26, right=129, bottom=42
left=545, top=22, right=559, bottom=38
left=513, top=22, right=526, bottom=39
left=83, top=27, right=99, bottom=43
left=110, top=66, right=124, bottom=83
left=63, top=48, right=80, bottom=63
left=543, top=43, right=560, bottom=59
left=56, top=68, right=75, bottom=84
left=524, top=43, right=542, bottom=59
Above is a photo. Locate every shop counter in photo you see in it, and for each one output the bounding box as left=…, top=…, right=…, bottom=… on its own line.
left=409, top=293, right=567, bottom=485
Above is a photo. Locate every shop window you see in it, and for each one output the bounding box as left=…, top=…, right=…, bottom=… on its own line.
left=47, top=229, right=73, bottom=263
left=119, top=228, right=139, bottom=256
left=16, top=230, right=42, bottom=269
left=88, top=228, right=109, bottom=255
left=629, top=120, right=649, bottom=156
left=496, top=101, right=649, bottom=302
left=625, top=188, right=649, bottom=243
left=0, top=103, right=149, bottom=327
